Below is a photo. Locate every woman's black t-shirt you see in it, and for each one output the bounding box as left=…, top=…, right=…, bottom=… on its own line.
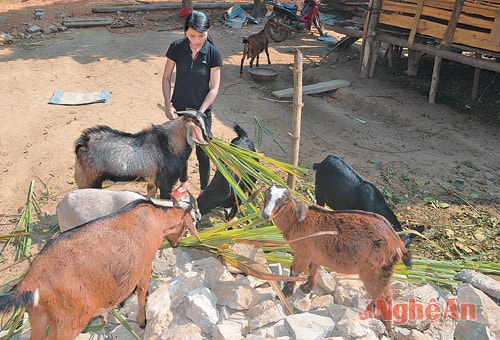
left=166, top=37, right=223, bottom=111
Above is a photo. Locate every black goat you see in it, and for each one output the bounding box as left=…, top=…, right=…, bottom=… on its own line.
left=313, top=154, right=422, bottom=266
left=197, top=124, right=256, bottom=220
left=74, top=111, right=212, bottom=199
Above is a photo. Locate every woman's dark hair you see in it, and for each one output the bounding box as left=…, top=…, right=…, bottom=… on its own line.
left=184, top=10, right=214, bottom=44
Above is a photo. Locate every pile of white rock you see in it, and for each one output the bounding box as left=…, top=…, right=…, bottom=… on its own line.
left=83, top=244, right=500, bottom=340
left=11, top=244, right=498, bottom=339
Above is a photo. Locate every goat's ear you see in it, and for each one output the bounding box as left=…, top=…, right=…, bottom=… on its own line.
left=170, top=194, right=180, bottom=207
left=292, top=197, right=309, bottom=222
left=187, top=191, right=197, bottom=211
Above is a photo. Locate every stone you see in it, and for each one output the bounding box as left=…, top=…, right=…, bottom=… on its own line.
left=317, top=269, right=336, bottom=293
left=248, top=300, right=287, bottom=330
left=284, top=312, right=335, bottom=340
left=212, top=281, right=261, bottom=310
left=456, top=283, right=500, bottom=338
left=185, top=287, right=219, bottom=334
left=213, top=320, right=244, bottom=340
left=455, top=269, right=500, bottom=300
left=454, top=320, right=496, bottom=340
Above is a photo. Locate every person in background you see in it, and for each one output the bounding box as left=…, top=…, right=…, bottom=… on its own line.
left=162, top=10, right=223, bottom=199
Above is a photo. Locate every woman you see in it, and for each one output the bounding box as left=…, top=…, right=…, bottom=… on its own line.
left=162, top=10, right=223, bottom=198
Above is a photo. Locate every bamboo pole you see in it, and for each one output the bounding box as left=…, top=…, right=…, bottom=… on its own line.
left=287, top=49, right=303, bottom=190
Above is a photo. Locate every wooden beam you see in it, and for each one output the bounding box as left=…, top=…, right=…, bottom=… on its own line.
left=92, top=2, right=254, bottom=13
left=63, top=17, right=113, bottom=28
left=489, top=9, right=500, bottom=46
left=330, top=26, right=364, bottom=38
left=441, top=0, right=465, bottom=47
left=375, top=33, right=500, bottom=73
left=272, top=79, right=350, bottom=98
left=408, top=0, right=425, bottom=45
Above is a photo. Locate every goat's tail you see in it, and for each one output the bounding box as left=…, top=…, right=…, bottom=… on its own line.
left=242, top=38, right=250, bottom=44
left=0, top=289, right=37, bottom=313
left=233, top=123, right=248, bottom=138
left=312, top=162, right=320, bottom=171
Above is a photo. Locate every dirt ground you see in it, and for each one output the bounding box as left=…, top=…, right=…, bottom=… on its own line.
left=0, top=0, right=499, bottom=287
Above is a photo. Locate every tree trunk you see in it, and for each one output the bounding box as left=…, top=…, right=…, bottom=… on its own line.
left=253, top=0, right=267, bottom=19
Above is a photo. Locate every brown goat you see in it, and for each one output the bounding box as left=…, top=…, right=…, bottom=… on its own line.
left=240, top=20, right=273, bottom=75
left=0, top=199, right=201, bottom=339
left=249, top=184, right=411, bottom=332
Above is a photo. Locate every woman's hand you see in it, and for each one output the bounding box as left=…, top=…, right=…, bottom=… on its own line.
left=165, top=103, right=178, bottom=120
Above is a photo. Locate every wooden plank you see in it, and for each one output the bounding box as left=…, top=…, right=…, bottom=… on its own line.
left=389, top=0, right=500, bottom=18
left=378, top=12, right=500, bottom=52
left=63, top=17, right=113, bottom=28
left=382, top=1, right=495, bottom=30
left=271, top=80, right=350, bottom=98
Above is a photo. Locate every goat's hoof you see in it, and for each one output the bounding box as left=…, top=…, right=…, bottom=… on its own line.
left=299, top=283, right=313, bottom=294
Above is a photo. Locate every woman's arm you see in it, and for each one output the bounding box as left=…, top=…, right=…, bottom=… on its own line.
left=162, top=57, right=178, bottom=120
left=199, top=66, right=221, bottom=113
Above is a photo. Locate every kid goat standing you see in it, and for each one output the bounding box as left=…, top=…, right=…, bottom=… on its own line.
left=249, top=184, right=411, bottom=332
left=240, top=20, right=273, bottom=75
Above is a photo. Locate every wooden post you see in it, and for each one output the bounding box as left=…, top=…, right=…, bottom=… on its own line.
left=369, top=40, right=381, bottom=77
left=471, top=53, right=481, bottom=101
left=287, top=49, right=303, bottom=190
left=407, top=49, right=422, bottom=76
left=360, top=0, right=382, bottom=78
left=429, top=56, right=442, bottom=104
left=387, top=44, right=394, bottom=68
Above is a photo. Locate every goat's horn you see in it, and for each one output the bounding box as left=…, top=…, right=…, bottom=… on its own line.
left=177, top=110, right=197, bottom=118
left=246, top=186, right=267, bottom=204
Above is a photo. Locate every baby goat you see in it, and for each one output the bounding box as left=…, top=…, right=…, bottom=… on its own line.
left=0, top=199, right=201, bottom=339
left=57, top=188, right=202, bottom=232
left=240, top=20, right=273, bottom=75
left=249, top=184, right=411, bottom=332
left=74, top=110, right=211, bottom=199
